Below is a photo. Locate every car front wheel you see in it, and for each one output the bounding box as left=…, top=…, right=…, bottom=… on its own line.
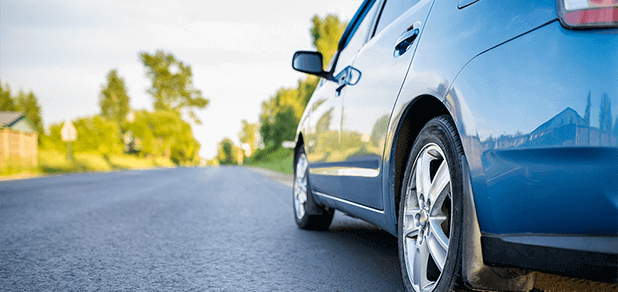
left=293, top=146, right=334, bottom=230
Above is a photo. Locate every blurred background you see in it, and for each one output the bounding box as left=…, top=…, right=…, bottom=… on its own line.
left=0, top=0, right=359, bottom=176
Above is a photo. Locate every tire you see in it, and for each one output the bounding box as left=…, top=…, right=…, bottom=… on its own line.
left=293, top=146, right=334, bottom=230
left=398, top=115, right=468, bottom=292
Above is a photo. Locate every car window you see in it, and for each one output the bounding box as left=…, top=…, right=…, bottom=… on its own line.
left=373, top=0, right=420, bottom=37
left=333, top=0, right=379, bottom=74
left=340, top=0, right=377, bottom=50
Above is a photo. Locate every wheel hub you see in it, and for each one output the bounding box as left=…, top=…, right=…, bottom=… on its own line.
left=419, top=208, right=428, bottom=228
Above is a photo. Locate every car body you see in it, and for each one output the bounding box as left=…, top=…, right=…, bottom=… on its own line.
left=291, top=0, right=617, bottom=291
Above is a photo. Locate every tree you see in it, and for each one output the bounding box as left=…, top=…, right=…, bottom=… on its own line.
left=311, top=14, right=347, bottom=68
left=599, top=93, right=612, bottom=132
left=100, top=69, right=130, bottom=126
left=71, top=115, right=123, bottom=156
left=238, top=120, right=257, bottom=157
left=15, top=90, right=43, bottom=134
left=140, top=50, right=209, bottom=124
left=0, top=80, right=16, bottom=111
left=125, top=110, right=201, bottom=164
left=217, top=138, right=238, bottom=165
left=259, top=90, right=302, bottom=150
left=370, top=114, right=390, bottom=147
left=297, top=77, right=319, bottom=107
left=584, top=91, right=591, bottom=126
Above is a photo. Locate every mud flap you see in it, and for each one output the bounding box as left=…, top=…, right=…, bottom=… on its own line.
left=460, top=156, right=536, bottom=291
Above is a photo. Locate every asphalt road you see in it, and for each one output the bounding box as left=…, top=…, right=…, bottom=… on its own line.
left=0, top=167, right=403, bottom=291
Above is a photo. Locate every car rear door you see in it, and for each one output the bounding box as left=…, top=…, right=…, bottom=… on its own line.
left=337, top=0, right=435, bottom=209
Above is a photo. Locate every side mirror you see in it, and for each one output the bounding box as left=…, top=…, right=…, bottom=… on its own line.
left=292, top=51, right=334, bottom=81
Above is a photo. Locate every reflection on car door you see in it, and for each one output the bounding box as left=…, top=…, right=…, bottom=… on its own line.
left=338, top=0, right=435, bottom=209
left=306, top=0, right=380, bottom=197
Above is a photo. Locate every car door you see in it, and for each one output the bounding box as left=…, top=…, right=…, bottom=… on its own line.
left=337, top=0, right=435, bottom=209
left=306, top=0, right=381, bottom=197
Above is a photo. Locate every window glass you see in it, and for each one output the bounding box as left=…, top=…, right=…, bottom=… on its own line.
left=334, top=1, right=379, bottom=73
left=373, top=0, right=419, bottom=37
left=341, top=0, right=377, bottom=50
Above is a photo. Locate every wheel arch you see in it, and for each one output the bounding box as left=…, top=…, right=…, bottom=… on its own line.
left=294, top=132, right=305, bottom=166
left=390, top=95, right=450, bottom=224
left=389, top=95, right=537, bottom=291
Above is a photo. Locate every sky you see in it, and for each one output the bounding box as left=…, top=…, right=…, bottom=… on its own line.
left=1, top=0, right=360, bottom=159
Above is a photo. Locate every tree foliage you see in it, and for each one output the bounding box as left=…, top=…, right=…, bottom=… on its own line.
left=311, top=14, right=347, bottom=68
left=44, top=115, right=122, bottom=155
left=100, top=69, right=130, bottom=125
left=599, top=93, right=612, bottom=132
left=0, top=78, right=43, bottom=134
left=72, top=116, right=122, bottom=155
left=259, top=88, right=305, bottom=150
left=217, top=138, right=238, bottom=165
left=238, top=120, right=258, bottom=156
left=125, top=110, right=200, bottom=164
left=584, top=91, right=591, bottom=126
left=0, top=80, right=16, bottom=111
left=140, top=50, right=209, bottom=124
left=14, top=90, right=44, bottom=134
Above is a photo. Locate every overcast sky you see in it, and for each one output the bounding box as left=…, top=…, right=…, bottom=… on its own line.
left=1, top=0, right=360, bottom=158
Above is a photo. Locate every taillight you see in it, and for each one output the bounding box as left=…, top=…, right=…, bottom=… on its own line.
left=558, top=0, right=618, bottom=29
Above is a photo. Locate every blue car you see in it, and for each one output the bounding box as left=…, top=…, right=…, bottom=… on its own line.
left=291, top=0, right=617, bottom=291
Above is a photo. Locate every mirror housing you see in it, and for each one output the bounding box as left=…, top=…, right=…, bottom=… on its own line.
left=292, top=51, right=334, bottom=81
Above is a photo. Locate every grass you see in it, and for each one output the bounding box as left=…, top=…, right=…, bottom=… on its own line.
left=39, top=150, right=79, bottom=173
left=75, top=153, right=113, bottom=172
left=244, top=147, right=294, bottom=175
left=0, top=162, right=41, bottom=177
left=108, top=154, right=156, bottom=169
left=2, top=150, right=177, bottom=179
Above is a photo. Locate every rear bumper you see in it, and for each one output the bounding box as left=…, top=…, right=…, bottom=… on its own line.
left=482, top=233, right=618, bottom=283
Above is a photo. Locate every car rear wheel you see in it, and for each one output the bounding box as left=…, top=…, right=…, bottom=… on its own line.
left=293, top=146, right=334, bottom=230
left=398, top=115, right=468, bottom=292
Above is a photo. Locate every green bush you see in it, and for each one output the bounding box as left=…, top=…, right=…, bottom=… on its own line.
left=245, top=147, right=294, bottom=175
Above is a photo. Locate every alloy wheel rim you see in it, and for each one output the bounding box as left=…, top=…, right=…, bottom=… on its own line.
left=294, top=153, right=309, bottom=220
left=403, top=143, right=452, bottom=292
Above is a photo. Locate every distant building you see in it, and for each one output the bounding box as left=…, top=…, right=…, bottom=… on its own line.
left=0, top=112, right=38, bottom=168
left=531, top=107, right=587, bottom=133
left=482, top=107, right=617, bottom=150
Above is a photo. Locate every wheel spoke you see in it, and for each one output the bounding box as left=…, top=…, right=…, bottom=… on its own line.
left=294, top=154, right=309, bottom=220
left=403, top=226, right=420, bottom=239
left=429, top=215, right=447, bottom=226
left=404, top=208, right=421, bottom=237
left=428, top=160, right=450, bottom=214
left=412, top=239, right=431, bottom=291
left=415, top=152, right=431, bottom=202
left=427, top=221, right=449, bottom=271
left=405, top=208, right=422, bottom=217
left=301, top=161, right=308, bottom=180
left=298, top=190, right=307, bottom=203
left=297, top=164, right=307, bottom=181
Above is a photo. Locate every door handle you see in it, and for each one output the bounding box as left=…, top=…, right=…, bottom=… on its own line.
left=335, top=71, right=347, bottom=97
left=394, top=22, right=421, bottom=57
left=336, top=83, right=345, bottom=97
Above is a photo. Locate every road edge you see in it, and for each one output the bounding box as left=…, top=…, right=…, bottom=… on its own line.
left=244, top=166, right=294, bottom=188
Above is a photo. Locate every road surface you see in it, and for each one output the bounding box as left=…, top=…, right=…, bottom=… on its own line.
left=1, top=167, right=615, bottom=291
left=0, top=167, right=403, bottom=291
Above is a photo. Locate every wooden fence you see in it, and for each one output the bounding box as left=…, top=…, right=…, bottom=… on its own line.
left=0, top=128, right=38, bottom=168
